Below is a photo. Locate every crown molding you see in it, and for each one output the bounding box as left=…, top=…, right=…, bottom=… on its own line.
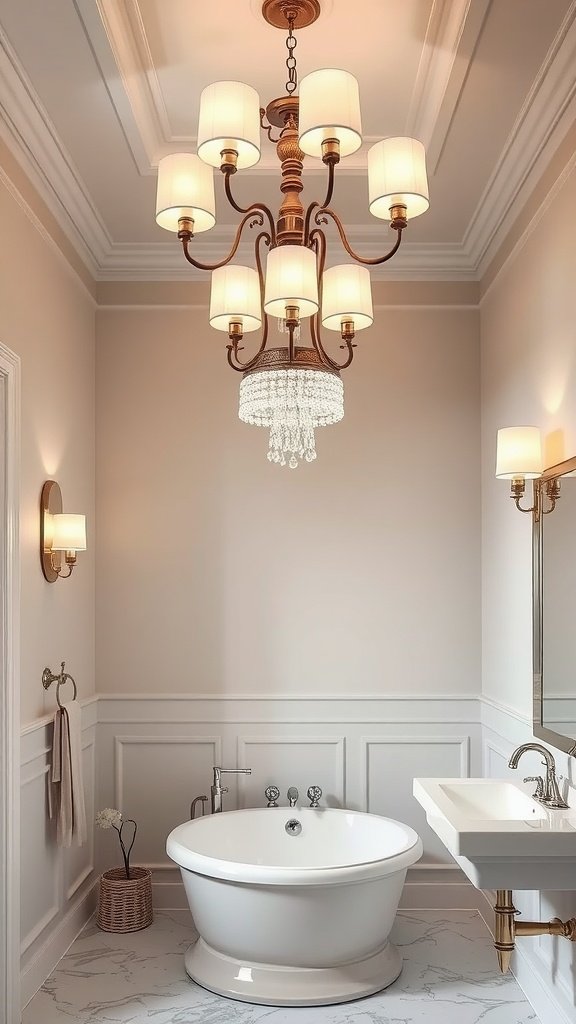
left=0, top=25, right=111, bottom=275
left=464, top=0, right=576, bottom=277
left=81, top=0, right=485, bottom=175
left=96, top=226, right=475, bottom=282
left=406, top=0, right=491, bottom=174
left=1, top=2, right=576, bottom=285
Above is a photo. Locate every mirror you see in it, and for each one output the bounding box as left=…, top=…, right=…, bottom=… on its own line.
left=533, top=454, right=576, bottom=755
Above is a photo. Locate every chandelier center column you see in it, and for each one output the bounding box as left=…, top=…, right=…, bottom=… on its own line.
left=267, top=99, right=305, bottom=245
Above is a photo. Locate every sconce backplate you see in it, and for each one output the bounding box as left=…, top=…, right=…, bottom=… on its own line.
left=40, top=480, right=62, bottom=582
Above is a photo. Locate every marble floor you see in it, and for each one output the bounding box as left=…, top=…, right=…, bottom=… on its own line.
left=23, top=909, right=539, bottom=1024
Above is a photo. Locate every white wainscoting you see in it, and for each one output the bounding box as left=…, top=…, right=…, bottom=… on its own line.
left=96, top=695, right=482, bottom=910
left=20, top=698, right=98, bottom=1008
left=481, top=696, right=576, bottom=1024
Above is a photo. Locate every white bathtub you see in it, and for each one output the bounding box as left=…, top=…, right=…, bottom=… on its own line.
left=166, top=806, right=422, bottom=1005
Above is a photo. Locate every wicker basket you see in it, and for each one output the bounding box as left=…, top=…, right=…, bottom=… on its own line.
left=96, top=867, right=153, bottom=933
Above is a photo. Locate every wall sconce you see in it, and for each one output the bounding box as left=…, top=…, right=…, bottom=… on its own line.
left=40, top=480, right=86, bottom=582
left=496, top=426, right=560, bottom=516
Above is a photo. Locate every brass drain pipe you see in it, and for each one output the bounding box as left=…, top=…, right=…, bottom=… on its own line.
left=494, top=889, right=576, bottom=973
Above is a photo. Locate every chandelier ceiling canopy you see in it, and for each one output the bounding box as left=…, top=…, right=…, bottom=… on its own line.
left=154, top=0, right=430, bottom=467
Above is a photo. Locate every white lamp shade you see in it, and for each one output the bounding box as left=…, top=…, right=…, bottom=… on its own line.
left=495, top=426, right=543, bottom=479
left=264, top=245, right=319, bottom=319
left=209, top=265, right=262, bottom=333
left=321, top=264, right=373, bottom=331
left=155, top=153, right=216, bottom=233
left=51, top=514, right=86, bottom=552
left=299, top=69, right=362, bottom=158
left=197, top=81, right=261, bottom=169
left=368, top=137, right=429, bottom=220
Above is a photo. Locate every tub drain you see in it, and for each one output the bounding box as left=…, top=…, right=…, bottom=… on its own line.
left=285, top=818, right=302, bottom=836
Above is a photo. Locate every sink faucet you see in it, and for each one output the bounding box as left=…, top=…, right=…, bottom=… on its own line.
left=508, top=743, right=569, bottom=808
left=211, top=766, right=252, bottom=813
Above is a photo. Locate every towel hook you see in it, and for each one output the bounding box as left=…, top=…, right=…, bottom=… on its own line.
left=42, top=661, right=78, bottom=709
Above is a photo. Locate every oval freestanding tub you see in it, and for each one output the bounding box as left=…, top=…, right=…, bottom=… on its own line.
left=166, top=807, right=422, bottom=1006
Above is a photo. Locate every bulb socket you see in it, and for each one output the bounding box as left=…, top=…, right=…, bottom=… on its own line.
left=321, top=138, right=341, bottom=165
left=390, top=204, right=408, bottom=229
left=510, top=476, right=526, bottom=499
left=228, top=319, right=244, bottom=342
left=340, top=319, right=355, bottom=342
left=177, top=216, right=195, bottom=240
left=284, top=305, right=300, bottom=328
left=220, top=149, right=239, bottom=174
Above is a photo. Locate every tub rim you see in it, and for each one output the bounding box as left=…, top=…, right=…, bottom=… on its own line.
left=166, top=807, right=423, bottom=886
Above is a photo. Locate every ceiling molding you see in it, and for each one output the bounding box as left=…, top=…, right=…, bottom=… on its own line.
left=81, top=0, right=489, bottom=176
left=95, top=230, right=476, bottom=283
left=0, top=25, right=110, bottom=274
left=1, top=2, right=575, bottom=285
left=464, top=0, right=576, bottom=276
left=406, top=0, right=491, bottom=173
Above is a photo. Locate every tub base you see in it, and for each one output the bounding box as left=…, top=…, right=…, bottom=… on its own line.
left=185, top=937, right=402, bottom=1006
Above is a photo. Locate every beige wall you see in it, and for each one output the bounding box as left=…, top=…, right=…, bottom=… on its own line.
left=96, top=305, right=480, bottom=697
left=0, top=178, right=96, bottom=723
left=481, top=161, right=576, bottom=718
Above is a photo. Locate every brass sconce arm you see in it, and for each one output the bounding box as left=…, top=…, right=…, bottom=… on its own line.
left=494, top=890, right=576, bottom=973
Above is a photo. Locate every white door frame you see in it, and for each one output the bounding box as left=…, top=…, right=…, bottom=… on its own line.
left=0, top=343, right=21, bottom=1023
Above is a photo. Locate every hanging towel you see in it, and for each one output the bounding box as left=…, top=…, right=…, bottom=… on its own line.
left=49, top=702, right=87, bottom=847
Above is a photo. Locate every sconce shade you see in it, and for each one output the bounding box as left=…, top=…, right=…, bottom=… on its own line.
left=155, top=153, right=216, bottom=233
left=321, top=264, right=373, bottom=331
left=298, top=69, right=362, bottom=158
left=51, top=514, right=87, bottom=552
left=264, top=245, right=319, bottom=318
left=368, top=137, right=429, bottom=220
left=495, top=426, right=543, bottom=479
left=197, top=81, right=261, bottom=169
left=209, top=265, right=262, bottom=332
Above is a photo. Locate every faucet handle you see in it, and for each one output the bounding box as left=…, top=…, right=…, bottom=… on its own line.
left=524, top=776, right=544, bottom=800
left=265, top=785, right=280, bottom=807
left=307, top=785, right=322, bottom=808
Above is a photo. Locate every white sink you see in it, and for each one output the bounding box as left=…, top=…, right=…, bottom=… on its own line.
left=413, top=778, right=576, bottom=889
left=438, top=781, right=547, bottom=821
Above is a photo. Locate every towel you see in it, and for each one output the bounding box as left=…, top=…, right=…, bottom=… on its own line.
left=49, top=701, right=87, bottom=847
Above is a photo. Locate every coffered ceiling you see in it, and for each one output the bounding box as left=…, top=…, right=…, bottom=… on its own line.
left=0, top=0, right=575, bottom=280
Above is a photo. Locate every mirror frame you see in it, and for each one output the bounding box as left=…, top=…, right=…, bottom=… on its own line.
left=533, top=454, right=576, bottom=756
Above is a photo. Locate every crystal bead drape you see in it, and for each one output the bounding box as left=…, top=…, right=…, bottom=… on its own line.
left=239, top=367, right=344, bottom=467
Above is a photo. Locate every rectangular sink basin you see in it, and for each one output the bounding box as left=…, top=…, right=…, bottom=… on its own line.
left=414, top=778, right=576, bottom=890
left=439, top=781, right=547, bottom=821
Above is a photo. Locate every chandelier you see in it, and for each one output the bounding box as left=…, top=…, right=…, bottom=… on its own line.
left=154, top=0, right=430, bottom=467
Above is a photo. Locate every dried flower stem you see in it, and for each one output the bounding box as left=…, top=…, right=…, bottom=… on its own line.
left=113, top=819, right=137, bottom=879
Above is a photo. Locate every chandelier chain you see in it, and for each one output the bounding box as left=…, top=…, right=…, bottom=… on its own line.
left=285, top=16, right=298, bottom=95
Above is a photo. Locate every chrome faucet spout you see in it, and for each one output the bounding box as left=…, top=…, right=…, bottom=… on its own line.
left=210, top=766, right=252, bottom=813
left=508, top=743, right=568, bottom=808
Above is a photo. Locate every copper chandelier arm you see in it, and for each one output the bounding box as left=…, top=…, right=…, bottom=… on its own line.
left=259, top=107, right=281, bottom=144
left=318, top=207, right=404, bottom=265
left=180, top=210, right=265, bottom=271
left=223, top=172, right=277, bottom=245
left=303, top=163, right=336, bottom=245
left=309, top=228, right=356, bottom=371
left=226, top=231, right=271, bottom=372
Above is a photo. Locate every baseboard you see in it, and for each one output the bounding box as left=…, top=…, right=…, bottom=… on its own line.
left=20, top=880, right=98, bottom=1009
left=511, top=939, right=574, bottom=1024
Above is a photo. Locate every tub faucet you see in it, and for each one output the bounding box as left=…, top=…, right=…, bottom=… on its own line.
left=211, top=766, right=252, bottom=814
left=508, top=743, right=569, bottom=808
left=287, top=786, right=299, bottom=808
left=190, top=795, right=207, bottom=819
